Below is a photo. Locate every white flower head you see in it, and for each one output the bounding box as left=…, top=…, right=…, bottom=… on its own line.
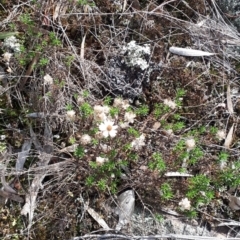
left=164, top=99, right=177, bottom=110
left=131, top=134, right=145, bottom=150
left=96, top=156, right=108, bottom=166
left=179, top=197, right=191, bottom=210
left=122, top=100, right=130, bottom=110
left=100, top=144, right=111, bottom=153
left=94, top=105, right=109, bottom=121
left=120, top=122, right=129, bottom=129
left=94, top=105, right=109, bottom=114
left=80, top=134, right=91, bottom=145
left=94, top=112, right=107, bottom=122
left=124, top=111, right=136, bottom=123
left=43, top=74, right=53, bottom=85
left=113, top=98, right=124, bottom=108
left=216, top=130, right=226, bottom=141
left=185, top=138, right=195, bottom=150
left=2, top=52, right=12, bottom=62
left=99, top=119, right=118, bottom=138
left=113, top=98, right=130, bottom=110
left=66, top=110, right=76, bottom=121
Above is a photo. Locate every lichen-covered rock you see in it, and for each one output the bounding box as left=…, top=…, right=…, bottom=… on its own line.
left=105, top=41, right=159, bottom=101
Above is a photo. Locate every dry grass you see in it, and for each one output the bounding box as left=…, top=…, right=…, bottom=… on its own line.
left=0, top=0, right=240, bottom=239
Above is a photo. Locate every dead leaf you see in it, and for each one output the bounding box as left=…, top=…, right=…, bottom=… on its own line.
left=152, top=122, right=161, bottom=130
left=165, top=172, right=193, bottom=177
left=227, top=84, right=234, bottom=114
left=169, top=47, right=215, bottom=57
left=16, top=139, right=32, bottom=171
left=229, top=195, right=240, bottom=210
left=86, top=206, right=110, bottom=230
left=115, top=189, right=135, bottom=231
left=80, top=33, right=87, bottom=59
left=224, top=124, right=234, bottom=149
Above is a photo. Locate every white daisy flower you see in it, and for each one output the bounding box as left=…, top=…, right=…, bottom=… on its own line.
left=179, top=197, right=191, bottom=210
left=124, top=111, right=136, bottom=123
left=131, top=134, right=145, bottom=150
left=96, top=156, right=108, bottom=166
left=164, top=99, right=177, bottom=110
left=99, top=120, right=118, bottom=138
left=80, top=134, right=91, bottom=145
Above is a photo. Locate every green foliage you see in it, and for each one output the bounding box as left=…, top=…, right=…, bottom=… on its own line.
left=217, top=161, right=240, bottom=188
left=0, top=142, right=6, bottom=153
left=160, top=183, right=173, bottom=200
left=80, top=102, right=93, bottom=117
left=109, top=107, right=119, bottom=118
left=69, top=136, right=76, bottom=144
left=218, top=151, right=229, bottom=162
left=83, top=90, right=90, bottom=98
left=74, top=146, right=85, bottom=158
left=174, top=139, right=185, bottom=152
left=77, top=0, right=95, bottom=6
left=19, top=13, right=33, bottom=25
left=188, top=147, right=204, bottom=165
left=38, top=57, right=49, bottom=67
left=210, top=126, right=218, bottom=134
left=86, top=176, right=95, bottom=187
left=153, top=103, right=170, bottom=119
left=127, top=127, right=140, bottom=137
left=65, top=55, right=75, bottom=67
left=48, top=32, right=61, bottom=46
left=186, top=174, right=214, bottom=206
left=103, top=96, right=112, bottom=105
left=172, top=121, right=185, bottom=131
left=66, top=104, right=73, bottom=110
left=175, top=88, right=186, bottom=106
left=185, top=209, right=197, bottom=218
left=135, top=104, right=149, bottom=116
left=148, top=152, right=166, bottom=172
left=155, top=214, right=164, bottom=223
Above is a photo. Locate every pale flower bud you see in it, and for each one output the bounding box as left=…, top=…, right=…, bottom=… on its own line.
left=124, top=112, right=136, bottom=123
left=96, top=156, right=108, bottom=166
left=66, top=110, right=76, bottom=121
left=80, top=134, right=91, bottom=145
left=185, top=138, right=195, bottom=150
left=179, top=197, right=191, bottom=210
left=216, top=130, right=225, bottom=140
left=164, top=99, right=176, bottom=110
